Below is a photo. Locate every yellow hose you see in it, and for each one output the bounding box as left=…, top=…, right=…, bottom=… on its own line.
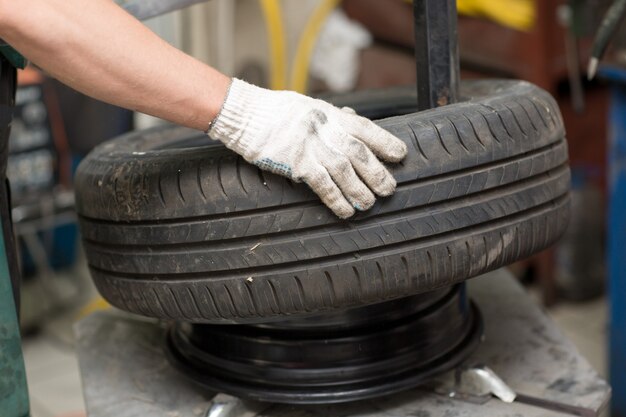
left=457, top=0, right=535, bottom=31
left=78, top=296, right=111, bottom=318
left=259, top=0, right=288, bottom=90
left=290, top=0, right=342, bottom=93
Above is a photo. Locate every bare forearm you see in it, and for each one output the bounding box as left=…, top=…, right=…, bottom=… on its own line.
left=0, top=0, right=230, bottom=131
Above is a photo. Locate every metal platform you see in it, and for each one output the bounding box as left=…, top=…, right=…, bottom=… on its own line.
left=75, top=269, right=611, bottom=417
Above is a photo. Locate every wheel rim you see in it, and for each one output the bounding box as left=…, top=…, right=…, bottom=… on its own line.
left=165, top=283, right=483, bottom=404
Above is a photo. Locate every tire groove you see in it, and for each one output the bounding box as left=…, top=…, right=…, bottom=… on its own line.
left=482, top=104, right=514, bottom=140
left=430, top=121, right=453, bottom=156
left=352, top=266, right=364, bottom=297
left=375, top=261, right=386, bottom=298
left=257, top=167, right=269, bottom=189
left=168, top=287, right=188, bottom=320
left=515, top=226, right=522, bottom=261
left=196, top=163, right=207, bottom=201
left=186, top=287, right=202, bottom=318
left=223, top=284, right=238, bottom=317
left=401, top=255, right=409, bottom=288
left=141, top=290, right=159, bottom=318
left=525, top=97, right=550, bottom=129
left=516, top=99, right=540, bottom=133
left=244, top=282, right=260, bottom=315
left=479, top=112, right=501, bottom=144
left=462, top=113, right=486, bottom=149
left=113, top=178, right=120, bottom=206
left=267, top=280, right=280, bottom=313
left=176, top=167, right=186, bottom=203
left=235, top=157, right=248, bottom=195
left=203, top=285, right=220, bottom=317
left=427, top=250, right=435, bottom=281
left=503, top=103, right=528, bottom=137
left=465, top=241, right=473, bottom=276
left=205, top=285, right=225, bottom=318
left=152, top=288, right=173, bottom=319
left=446, top=246, right=453, bottom=277
left=293, top=275, right=309, bottom=312
left=324, top=271, right=337, bottom=306
left=449, top=119, right=471, bottom=153
left=216, top=158, right=228, bottom=198
left=543, top=98, right=560, bottom=127
left=408, top=123, right=429, bottom=160
left=482, top=236, right=489, bottom=270
left=157, top=171, right=166, bottom=207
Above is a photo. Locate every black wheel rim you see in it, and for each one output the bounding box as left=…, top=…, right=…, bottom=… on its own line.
left=165, top=283, right=483, bottom=404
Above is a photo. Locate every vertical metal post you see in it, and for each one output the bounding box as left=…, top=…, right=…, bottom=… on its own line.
left=412, top=2, right=470, bottom=386
left=413, top=0, right=460, bottom=110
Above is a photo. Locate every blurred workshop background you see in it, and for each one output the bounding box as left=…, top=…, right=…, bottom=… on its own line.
left=8, top=0, right=623, bottom=416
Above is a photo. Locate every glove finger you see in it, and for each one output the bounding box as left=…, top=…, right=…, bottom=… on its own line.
left=323, top=151, right=376, bottom=212
left=341, top=114, right=408, bottom=163
left=341, top=106, right=357, bottom=115
left=341, top=137, right=397, bottom=197
left=304, top=167, right=355, bottom=219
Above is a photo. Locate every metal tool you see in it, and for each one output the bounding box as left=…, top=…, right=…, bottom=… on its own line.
left=588, top=0, right=626, bottom=79
left=433, top=365, right=517, bottom=404
left=206, top=394, right=271, bottom=417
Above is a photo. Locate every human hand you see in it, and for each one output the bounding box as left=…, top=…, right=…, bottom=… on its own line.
left=208, top=79, right=408, bottom=219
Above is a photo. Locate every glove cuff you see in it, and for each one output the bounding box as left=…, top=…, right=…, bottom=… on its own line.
left=208, top=78, right=276, bottom=160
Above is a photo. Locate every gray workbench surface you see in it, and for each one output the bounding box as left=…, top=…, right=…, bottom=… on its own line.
left=75, top=269, right=610, bottom=417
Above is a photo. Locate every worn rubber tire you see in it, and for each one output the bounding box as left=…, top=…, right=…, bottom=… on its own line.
left=75, top=80, right=571, bottom=323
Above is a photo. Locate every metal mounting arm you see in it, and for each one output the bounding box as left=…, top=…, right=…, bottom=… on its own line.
left=413, top=0, right=460, bottom=110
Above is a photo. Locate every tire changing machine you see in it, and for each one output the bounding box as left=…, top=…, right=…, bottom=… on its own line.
left=73, top=1, right=611, bottom=416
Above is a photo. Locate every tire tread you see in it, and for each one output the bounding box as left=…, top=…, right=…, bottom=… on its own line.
left=76, top=80, right=571, bottom=323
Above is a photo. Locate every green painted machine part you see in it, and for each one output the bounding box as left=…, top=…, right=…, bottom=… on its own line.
left=0, top=55, right=30, bottom=417
left=0, top=45, right=26, bottom=70
left=0, top=231, right=30, bottom=417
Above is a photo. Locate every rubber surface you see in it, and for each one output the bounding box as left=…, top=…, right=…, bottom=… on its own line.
left=75, top=80, right=571, bottom=323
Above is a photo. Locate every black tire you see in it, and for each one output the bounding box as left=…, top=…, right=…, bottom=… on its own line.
left=75, top=80, right=571, bottom=323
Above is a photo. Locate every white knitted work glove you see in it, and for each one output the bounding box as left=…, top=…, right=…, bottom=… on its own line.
left=208, top=79, right=408, bottom=219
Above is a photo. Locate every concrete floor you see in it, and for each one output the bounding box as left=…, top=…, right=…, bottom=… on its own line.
left=20, top=272, right=610, bottom=417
